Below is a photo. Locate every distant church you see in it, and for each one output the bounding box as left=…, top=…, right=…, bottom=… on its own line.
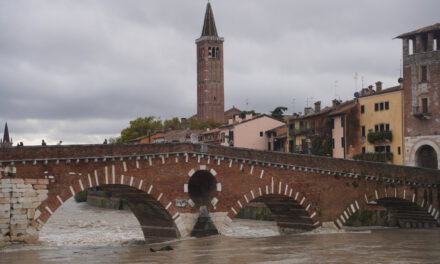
left=196, top=3, right=240, bottom=123
left=0, top=123, right=12, bottom=148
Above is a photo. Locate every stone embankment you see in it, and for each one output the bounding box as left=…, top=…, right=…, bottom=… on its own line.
left=0, top=178, right=48, bottom=246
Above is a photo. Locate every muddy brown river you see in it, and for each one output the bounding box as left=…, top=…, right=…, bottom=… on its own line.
left=1, top=199, right=439, bottom=264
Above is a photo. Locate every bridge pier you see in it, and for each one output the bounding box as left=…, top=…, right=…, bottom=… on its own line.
left=0, top=178, right=48, bottom=246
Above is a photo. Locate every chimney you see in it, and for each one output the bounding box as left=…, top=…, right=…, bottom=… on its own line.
left=375, top=81, right=382, bottom=92
left=228, top=118, right=233, bottom=125
left=314, top=101, right=321, bottom=112
left=398, top=77, right=404, bottom=88
left=245, top=113, right=253, bottom=120
left=304, top=107, right=313, bottom=115
left=368, top=85, right=374, bottom=95
left=332, top=99, right=340, bottom=107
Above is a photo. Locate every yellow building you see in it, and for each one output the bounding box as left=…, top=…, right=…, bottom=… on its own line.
left=357, top=82, right=404, bottom=164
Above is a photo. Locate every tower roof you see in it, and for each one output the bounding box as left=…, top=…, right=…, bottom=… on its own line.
left=201, top=2, right=218, bottom=37
left=3, top=122, right=10, bottom=143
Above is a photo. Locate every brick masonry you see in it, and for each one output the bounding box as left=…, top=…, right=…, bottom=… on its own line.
left=401, top=36, right=440, bottom=167
left=0, top=143, right=439, bottom=244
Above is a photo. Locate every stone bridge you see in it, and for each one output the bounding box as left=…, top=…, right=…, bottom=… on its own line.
left=0, top=143, right=439, bottom=244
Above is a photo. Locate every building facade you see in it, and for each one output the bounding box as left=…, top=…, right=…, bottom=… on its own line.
left=329, top=101, right=361, bottom=159
left=357, top=83, right=404, bottom=164
left=196, top=3, right=225, bottom=123
left=398, top=23, right=440, bottom=169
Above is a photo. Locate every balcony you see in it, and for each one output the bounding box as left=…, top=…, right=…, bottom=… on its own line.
left=412, top=106, right=431, bottom=119
left=290, top=128, right=314, bottom=136
left=367, top=130, right=392, bottom=144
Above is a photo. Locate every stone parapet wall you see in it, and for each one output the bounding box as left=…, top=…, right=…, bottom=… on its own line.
left=0, top=178, right=48, bottom=246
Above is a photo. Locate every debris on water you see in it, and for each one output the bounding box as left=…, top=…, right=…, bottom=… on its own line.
left=150, top=245, right=173, bottom=253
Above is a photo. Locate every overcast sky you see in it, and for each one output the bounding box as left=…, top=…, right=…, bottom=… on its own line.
left=1, top=0, right=439, bottom=145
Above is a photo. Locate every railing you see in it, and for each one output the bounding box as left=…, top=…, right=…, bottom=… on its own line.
left=412, top=106, right=431, bottom=118
left=367, top=130, right=392, bottom=144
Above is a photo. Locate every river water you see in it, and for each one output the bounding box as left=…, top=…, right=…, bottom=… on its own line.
left=1, top=199, right=439, bottom=264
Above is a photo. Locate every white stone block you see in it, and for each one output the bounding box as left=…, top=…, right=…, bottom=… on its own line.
left=0, top=204, right=10, bottom=211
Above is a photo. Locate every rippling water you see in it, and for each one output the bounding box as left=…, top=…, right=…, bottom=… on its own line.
left=1, top=199, right=439, bottom=264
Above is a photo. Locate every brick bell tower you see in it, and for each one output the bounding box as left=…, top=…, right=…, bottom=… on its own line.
left=196, top=2, right=225, bottom=123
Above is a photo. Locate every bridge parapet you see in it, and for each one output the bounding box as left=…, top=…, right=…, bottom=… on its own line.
left=1, top=143, right=439, bottom=187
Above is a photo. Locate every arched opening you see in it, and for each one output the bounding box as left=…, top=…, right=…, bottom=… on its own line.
left=416, top=145, right=438, bottom=169
left=40, top=185, right=179, bottom=246
left=345, top=198, right=438, bottom=228
left=235, top=194, right=315, bottom=234
left=188, top=170, right=217, bottom=205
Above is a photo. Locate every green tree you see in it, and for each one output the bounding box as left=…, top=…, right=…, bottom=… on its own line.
left=239, top=110, right=259, bottom=119
left=118, top=116, right=163, bottom=143
left=270, top=106, right=288, bottom=121
left=164, top=117, right=182, bottom=130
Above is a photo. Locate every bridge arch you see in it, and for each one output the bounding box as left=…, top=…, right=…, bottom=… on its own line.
left=333, top=187, right=439, bottom=229
left=34, top=166, right=182, bottom=243
left=225, top=178, right=321, bottom=234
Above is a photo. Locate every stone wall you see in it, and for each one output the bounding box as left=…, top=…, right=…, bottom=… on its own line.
left=0, top=178, right=48, bottom=246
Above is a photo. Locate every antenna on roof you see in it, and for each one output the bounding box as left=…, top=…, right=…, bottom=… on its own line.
left=361, top=76, right=364, bottom=89
left=305, top=97, right=314, bottom=107
left=333, top=80, right=339, bottom=99
left=291, top=98, right=296, bottom=113
left=354, top=72, right=358, bottom=92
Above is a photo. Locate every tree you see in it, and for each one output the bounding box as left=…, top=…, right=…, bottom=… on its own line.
left=118, top=116, right=163, bottom=143
left=164, top=117, right=182, bottom=130
left=239, top=110, right=259, bottom=119
left=271, top=106, right=288, bottom=121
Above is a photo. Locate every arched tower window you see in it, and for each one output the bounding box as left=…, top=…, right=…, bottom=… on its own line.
left=216, top=47, right=220, bottom=59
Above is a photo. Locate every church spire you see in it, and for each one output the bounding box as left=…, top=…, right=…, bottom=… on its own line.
left=201, top=2, right=218, bottom=37
left=3, top=122, right=10, bottom=143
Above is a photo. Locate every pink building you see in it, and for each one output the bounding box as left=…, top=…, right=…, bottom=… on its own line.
left=217, top=114, right=285, bottom=150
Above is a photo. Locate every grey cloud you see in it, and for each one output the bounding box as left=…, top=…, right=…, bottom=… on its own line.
left=0, top=0, right=439, bottom=144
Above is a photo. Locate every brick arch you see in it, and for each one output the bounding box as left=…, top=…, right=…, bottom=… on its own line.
left=333, top=186, right=440, bottom=228
left=223, top=176, right=321, bottom=233
left=34, top=165, right=182, bottom=242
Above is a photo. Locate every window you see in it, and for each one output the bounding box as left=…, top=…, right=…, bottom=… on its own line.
left=341, top=117, right=345, bottom=128
left=216, top=47, right=220, bottom=59
left=375, top=103, right=379, bottom=112
left=268, top=142, right=271, bottom=151
left=289, top=140, right=294, bottom=153
left=386, top=145, right=391, bottom=153
left=421, top=65, right=428, bottom=82
left=332, top=138, right=335, bottom=149
left=214, top=96, right=216, bottom=101
left=361, top=126, right=365, bottom=137
left=385, top=101, right=389, bottom=110
left=375, top=125, right=379, bottom=132
left=341, top=137, right=345, bottom=148
left=208, top=47, right=213, bottom=58
left=422, top=98, right=429, bottom=113
left=361, top=105, right=365, bottom=114
left=330, top=119, right=334, bottom=129
left=228, top=131, right=234, bottom=141
left=380, top=124, right=384, bottom=131
left=380, top=102, right=384, bottom=111
left=362, top=147, right=366, bottom=154
left=385, top=124, right=390, bottom=131
left=398, top=146, right=401, bottom=155
left=260, top=131, right=263, bottom=137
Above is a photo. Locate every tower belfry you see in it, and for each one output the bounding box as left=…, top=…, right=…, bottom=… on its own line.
left=196, top=2, right=225, bottom=123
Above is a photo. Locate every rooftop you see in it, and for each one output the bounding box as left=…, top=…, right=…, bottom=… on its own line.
left=396, top=23, right=440, bottom=38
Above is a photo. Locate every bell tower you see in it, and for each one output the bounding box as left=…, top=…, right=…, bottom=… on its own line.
left=196, top=2, right=224, bottom=123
